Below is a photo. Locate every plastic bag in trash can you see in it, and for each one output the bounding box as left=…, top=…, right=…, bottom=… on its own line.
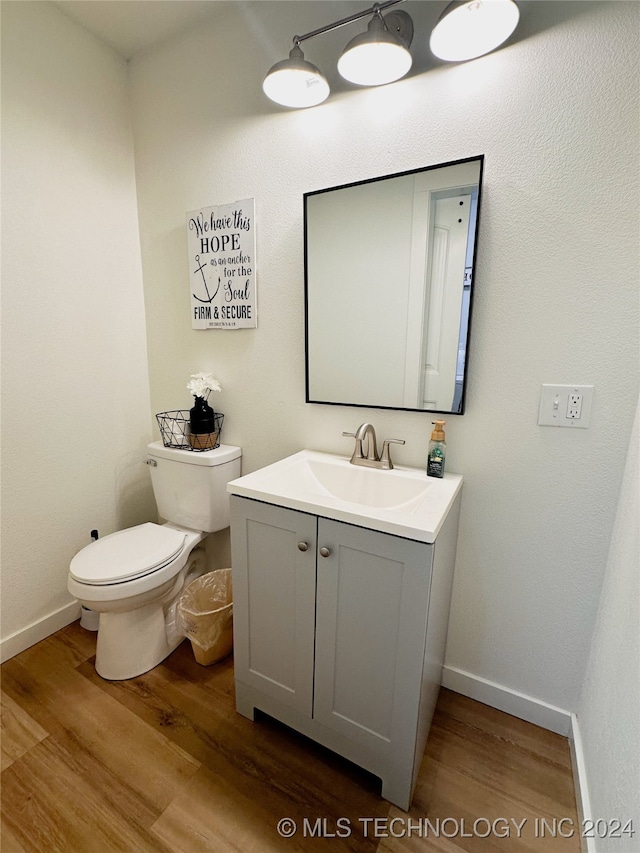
left=177, top=569, right=233, bottom=665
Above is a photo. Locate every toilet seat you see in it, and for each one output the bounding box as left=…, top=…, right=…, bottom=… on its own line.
left=70, top=522, right=186, bottom=585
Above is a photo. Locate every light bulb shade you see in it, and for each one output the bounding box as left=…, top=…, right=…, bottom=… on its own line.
left=263, top=44, right=329, bottom=108
left=338, top=13, right=413, bottom=87
left=430, top=0, right=520, bottom=62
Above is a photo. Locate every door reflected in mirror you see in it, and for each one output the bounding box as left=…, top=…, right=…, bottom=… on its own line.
left=304, top=155, right=483, bottom=414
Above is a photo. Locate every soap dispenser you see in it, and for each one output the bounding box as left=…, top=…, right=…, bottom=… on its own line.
left=427, top=420, right=446, bottom=478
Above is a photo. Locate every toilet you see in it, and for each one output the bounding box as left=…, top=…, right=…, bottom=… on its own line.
left=68, top=440, right=241, bottom=681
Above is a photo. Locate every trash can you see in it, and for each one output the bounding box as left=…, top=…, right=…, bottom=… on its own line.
left=177, top=569, right=233, bottom=666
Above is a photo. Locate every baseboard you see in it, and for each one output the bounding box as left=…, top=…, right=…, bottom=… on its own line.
left=0, top=601, right=81, bottom=663
left=569, top=713, right=596, bottom=853
left=442, top=664, right=572, bottom=736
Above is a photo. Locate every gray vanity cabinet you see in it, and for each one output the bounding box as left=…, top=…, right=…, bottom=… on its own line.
left=231, top=499, right=317, bottom=717
left=230, top=493, right=461, bottom=810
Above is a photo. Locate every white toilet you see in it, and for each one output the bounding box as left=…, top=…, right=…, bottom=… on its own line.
left=68, top=440, right=241, bottom=681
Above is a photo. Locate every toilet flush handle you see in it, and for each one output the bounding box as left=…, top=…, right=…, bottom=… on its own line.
left=145, top=458, right=157, bottom=467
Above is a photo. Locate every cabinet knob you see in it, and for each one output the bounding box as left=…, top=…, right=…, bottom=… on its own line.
left=297, top=541, right=309, bottom=552
left=319, top=546, right=331, bottom=558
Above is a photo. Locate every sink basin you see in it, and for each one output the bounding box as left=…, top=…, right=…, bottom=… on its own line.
left=227, top=450, right=463, bottom=543
left=298, top=456, right=435, bottom=509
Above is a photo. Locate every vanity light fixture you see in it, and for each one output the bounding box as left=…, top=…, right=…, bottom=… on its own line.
left=263, top=0, right=413, bottom=109
left=262, top=43, right=330, bottom=108
left=263, top=0, right=520, bottom=109
left=337, top=8, right=414, bottom=87
left=429, top=0, right=520, bottom=62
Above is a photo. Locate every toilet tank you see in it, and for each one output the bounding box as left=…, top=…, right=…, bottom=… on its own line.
left=146, top=441, right=241, bottom=533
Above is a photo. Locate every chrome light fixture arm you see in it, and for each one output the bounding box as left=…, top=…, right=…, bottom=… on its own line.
left=293, top=0, right=408, bottom=49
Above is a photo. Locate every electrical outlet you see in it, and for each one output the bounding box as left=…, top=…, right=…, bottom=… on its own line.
left=538, top=384, right=593, bottom=428
left=566, top=393, right=583, bottom=419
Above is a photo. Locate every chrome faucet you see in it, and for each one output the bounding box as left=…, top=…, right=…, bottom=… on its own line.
left=342, top=423, right=405, bottom=470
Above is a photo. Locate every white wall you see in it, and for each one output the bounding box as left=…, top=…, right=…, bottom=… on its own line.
left=1, top=1, right=156, bottom=657
left=129, top=0, right=639, bottom=717
left=577, top=399, right=639, bottom=850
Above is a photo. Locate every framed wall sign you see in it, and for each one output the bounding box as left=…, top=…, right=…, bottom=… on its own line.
left=187, top=198, right=257, bottom=329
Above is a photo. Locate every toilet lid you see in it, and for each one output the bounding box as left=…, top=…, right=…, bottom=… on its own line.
left=70, top=523, right=186, bottom=585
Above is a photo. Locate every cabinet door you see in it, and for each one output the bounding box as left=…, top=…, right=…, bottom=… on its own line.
left=230, top=498, right=317, bottom=716
left=313, top=519, right=433, bottom=760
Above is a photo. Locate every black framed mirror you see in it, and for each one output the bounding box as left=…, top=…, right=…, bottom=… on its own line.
left=304, top=155, right=483, bottom=414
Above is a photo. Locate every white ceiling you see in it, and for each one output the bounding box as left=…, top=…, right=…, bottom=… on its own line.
left=51, top=1, right=452, bottom=64
left=51, top=1, right=538, bottom=79
left=53, top=0, right=224, bottom=60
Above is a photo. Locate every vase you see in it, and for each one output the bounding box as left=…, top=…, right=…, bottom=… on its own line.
left=189, top=396, right=218, bottom=450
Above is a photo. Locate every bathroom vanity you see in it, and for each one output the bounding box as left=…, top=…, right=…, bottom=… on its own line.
left=227, top=450, right=462, bottom=810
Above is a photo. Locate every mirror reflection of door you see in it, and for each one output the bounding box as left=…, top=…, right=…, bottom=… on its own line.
left=402, top=163, right=479, bottom=411
left=422, top=194, right=472, bottom=411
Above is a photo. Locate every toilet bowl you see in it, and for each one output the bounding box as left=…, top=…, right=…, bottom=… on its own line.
left=68, top=442, right=241, bottom=680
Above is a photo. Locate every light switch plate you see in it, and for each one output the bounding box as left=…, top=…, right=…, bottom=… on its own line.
left=538, top=384, right=594, bottom=428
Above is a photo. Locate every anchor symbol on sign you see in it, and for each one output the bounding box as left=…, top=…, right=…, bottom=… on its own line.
left=192, top=255, right=220, bottom=304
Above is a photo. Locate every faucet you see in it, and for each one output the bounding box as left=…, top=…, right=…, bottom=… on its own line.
left=342, top=423, right=405, bottom=470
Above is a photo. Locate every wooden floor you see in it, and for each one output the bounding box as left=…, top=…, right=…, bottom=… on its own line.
left=2, top=622, right=580, bottom=852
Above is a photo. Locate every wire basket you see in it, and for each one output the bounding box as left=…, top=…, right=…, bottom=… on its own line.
left=156, top=410, right=224, bottom=452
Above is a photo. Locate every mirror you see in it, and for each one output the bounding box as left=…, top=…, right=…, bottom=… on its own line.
left=304, top=155, right=483, bottom=414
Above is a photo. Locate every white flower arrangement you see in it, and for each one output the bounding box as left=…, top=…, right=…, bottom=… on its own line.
left=187, top=372, right=222, bottom=399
